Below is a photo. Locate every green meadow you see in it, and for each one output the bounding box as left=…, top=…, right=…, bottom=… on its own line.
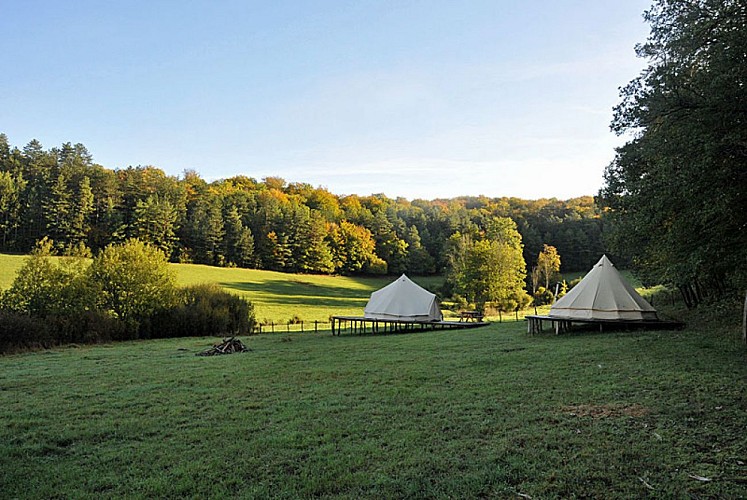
left=1, top=312, right=746, bottom=498
left=1, top=253, right=746, bottom=497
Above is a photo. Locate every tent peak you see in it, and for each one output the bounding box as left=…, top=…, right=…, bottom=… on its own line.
left=597, top=255, right=614, bottom=267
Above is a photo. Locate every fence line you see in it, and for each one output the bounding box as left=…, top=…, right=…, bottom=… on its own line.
left=254, top=310, right=533, bottom=334
left=256, top=320, right=332, bottom=334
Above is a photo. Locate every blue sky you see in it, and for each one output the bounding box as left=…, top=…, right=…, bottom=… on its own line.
left=1, top=0, right=651, bottom=200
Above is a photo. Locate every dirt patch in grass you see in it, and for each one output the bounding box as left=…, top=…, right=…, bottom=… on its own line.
left=562, top=403, right=649, bottom=418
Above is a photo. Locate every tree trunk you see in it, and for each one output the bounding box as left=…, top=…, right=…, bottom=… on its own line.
left=742, top=290, right=746, bottom=345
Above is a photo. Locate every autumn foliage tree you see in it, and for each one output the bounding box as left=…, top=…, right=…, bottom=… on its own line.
left=536, top=244, right=561, bottom=290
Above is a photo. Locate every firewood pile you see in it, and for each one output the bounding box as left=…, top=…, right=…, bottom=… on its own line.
left=196, top=337, right=250, bottom=356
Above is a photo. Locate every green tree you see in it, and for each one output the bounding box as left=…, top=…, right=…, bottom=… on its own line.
left=199, top=198, right=225, bottom=265
left=404, top=225, right=435, bottom=274
left=132, top=195, right=179, bottom=258
left=224, top=205, right=254, bottom=267
left=601, top=0, right=747, bottom=289
left=447, top=217, right=527, bottom=313
left=296, top=211, right=335, bottom=274
left=44, top=172, right=73, bottom=248
left=327, top=221, right=386, bottom=275
left=70, top=176, right=94, bottom=245
left=536, top=244, right=561, bottom=290
left=88, top=239, right=177, bottom=321
left=0, top=238, right=95, bottom=316
left=0, top=171, right=26, bottom=250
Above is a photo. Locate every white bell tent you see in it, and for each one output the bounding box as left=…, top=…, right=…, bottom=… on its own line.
left=364, top=274, right=443, bottom=322
left=549, top=255, right=658, bottom=321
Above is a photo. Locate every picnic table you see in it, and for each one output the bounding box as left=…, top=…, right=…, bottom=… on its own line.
left=459, top=311, right=484, bottom=322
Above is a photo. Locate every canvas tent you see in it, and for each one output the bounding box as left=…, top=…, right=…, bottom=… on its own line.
left=549, top=255, right=658, bottom=321
left=364, top=274, right=443, bottom=322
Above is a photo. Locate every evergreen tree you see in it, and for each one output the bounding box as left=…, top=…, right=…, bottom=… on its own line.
left=132, top=195, right=179, bottom=258
left=70, top=176, right=94, bottom=246
left=0, top=171, right=26, bottom=250
left=224, top=205, right=254, bottom=267
left=44, top=172, right=73, bottom=249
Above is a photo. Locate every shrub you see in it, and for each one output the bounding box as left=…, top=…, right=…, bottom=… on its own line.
left=0, top=238, right=96, bottom=316
left=0, top=240, right=256, bottom=352
left=0, top=311, right=53, bottom=352
left=364, top=256, right=388, bottom=275
left=494, top=290, right=533, bottom=312
left=149, top=284, right=257, bottom=338
left=89, top=239, right=178, bottom=322
left=288, top=315, right=302, bottom=325
left=533, top=286, right=555, bottom=306
left=0, top=310, right=129, bottom=354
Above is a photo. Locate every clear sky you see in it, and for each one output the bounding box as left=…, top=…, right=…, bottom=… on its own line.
left=1, top=0, right=651, bottom=200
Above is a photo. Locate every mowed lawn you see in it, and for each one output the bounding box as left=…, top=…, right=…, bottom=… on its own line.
left=0, top=253, right=445, bottom=324
left=2, top=315, right=746, bottom=498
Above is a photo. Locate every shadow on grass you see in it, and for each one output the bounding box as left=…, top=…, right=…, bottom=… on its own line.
left=220, top=280, right=380, bottom=304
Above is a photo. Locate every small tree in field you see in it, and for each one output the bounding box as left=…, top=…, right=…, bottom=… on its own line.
left=536, top=244, right=561, bottom=290
left=89, top=239, right=177, bottom=321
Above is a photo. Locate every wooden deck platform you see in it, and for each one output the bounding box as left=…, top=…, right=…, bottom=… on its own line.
left=525, top=315, right=685, bottom=335
left=330, top=316, right=490, bottom=336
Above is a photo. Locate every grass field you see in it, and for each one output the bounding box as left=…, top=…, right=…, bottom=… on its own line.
left=1, top=252, right=746, bottom=496
left=1, top=309, right=746, bottom=498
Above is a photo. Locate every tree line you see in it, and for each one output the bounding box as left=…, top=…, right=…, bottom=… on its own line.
left=0, top=134, right=603, bottom=276
left=600, top=0, right=747, bottom=299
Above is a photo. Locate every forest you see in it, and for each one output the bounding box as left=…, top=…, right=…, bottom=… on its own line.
left=0, top=134, right=603, bottom=276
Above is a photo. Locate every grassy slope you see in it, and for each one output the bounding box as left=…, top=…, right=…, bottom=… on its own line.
left=0, top=254, right=445, bottom=323
left=1, top=317, right=745, bottom=498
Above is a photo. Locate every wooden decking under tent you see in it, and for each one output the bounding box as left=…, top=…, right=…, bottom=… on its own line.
left=330, top=316, right=489, bottom=336
left=525, top=315, right=685, bottom=335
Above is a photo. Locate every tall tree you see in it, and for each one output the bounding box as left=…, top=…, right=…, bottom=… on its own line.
left=70, top=176, right=94, bottom=246
left=0, top=171, right=26, bottom=250
left=224, top=205, right=254, bottom=268
left=600, top=0, right=747, bottom=289
left=132, top=195, right=179, bottom=258
left=447, top=217, right=527, bottom=313
left=44, top=172, right=73, bottom=248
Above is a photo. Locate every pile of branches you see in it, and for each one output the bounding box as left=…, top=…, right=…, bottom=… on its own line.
left=196, top=337, right=250, bottom=356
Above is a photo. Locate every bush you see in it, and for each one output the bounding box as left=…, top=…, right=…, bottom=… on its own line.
left=89, top=239, right=178, bottom=322
left=0, top=239, right=257, bottom=352
left=0, top=310, right=129, bottom=354
left=364, top=256, right=388, bottom=275
left=149, top=284, right=257, bottom=338
left=494, top=290, right=534, bottom=313
left=0, top=311, right=53, bottom=352
left=0, top=238, right=97, bottom=316
left=533, top=286, right=555, bottom=306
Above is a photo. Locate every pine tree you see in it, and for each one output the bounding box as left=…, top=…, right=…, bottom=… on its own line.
left=70, top=176, right=94, bottom=246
